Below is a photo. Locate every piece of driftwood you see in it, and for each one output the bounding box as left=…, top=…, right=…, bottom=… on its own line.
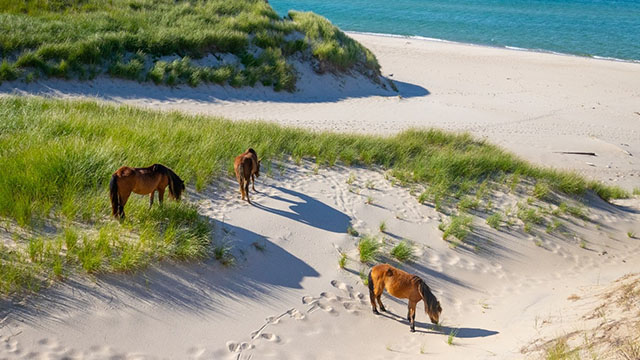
left=554, top=151, right=597, bottom=156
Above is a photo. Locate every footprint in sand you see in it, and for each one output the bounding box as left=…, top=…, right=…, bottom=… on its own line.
left=258, top=333, right=281, bottom=343
left=226, top=341, right=254, bottom=353
left=330, top=280, right=354, bottom=296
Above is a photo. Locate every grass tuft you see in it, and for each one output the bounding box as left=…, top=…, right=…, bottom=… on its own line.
left=486, top=212, right=502, bottom=230
left=390, top=241, right=414, bottom=263
left=338, top=252, right=347, bottom=269
left=358, top=235, right=381, bottom=263
left=441, top=215, right=473, bottom=243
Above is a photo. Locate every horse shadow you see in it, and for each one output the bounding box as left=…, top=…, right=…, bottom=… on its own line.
left=379, top=310, right=499, bottom=338
left=253, top=185, right=351, bottom=233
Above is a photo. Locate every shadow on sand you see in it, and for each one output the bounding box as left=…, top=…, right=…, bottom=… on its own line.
left=379, top=310, right=499, bottom=338
left=1, top=221, right=319, bottom=327
left=0, top=75, right=429, bottom=104
left=253, top=185, right=351, bottom=233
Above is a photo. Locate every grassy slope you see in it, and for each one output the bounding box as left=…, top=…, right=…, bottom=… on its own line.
left=0, top=96, right=628, bottom=296
left=0, top=0, right=380, bottom=90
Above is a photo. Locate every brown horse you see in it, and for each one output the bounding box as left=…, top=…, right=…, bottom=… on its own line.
left=368, top=264, right=442, bottom=332
left=109, top=164, right=185, bottom=218
left=234, top=148, right=261, bottom=203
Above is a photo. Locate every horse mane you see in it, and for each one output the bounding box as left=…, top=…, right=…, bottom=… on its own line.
left=417, top=277, right=440, bottom=317
left=153, top=164, right=185, bottom=200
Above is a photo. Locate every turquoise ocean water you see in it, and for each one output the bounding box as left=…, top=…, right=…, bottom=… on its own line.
left=269, top=0, right=640, bottom=62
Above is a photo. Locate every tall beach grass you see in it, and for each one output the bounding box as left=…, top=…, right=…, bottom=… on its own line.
left=0, top=96, right=627, bottom=295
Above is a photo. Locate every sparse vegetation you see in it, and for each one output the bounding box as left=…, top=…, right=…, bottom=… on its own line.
left=0, top=0, right=380, bottom=90
left=486, top=212, right=502, bottom=230
left=213, top=242, right=235, bottom=267
left=633, top=187, right=640, bottom=196
left=544, top=338, right=578, bottom=360
left=628, top=231, right=636, bottom=239
left=366, top=196, right=374, bottom=205
left=457, top=196, right=479, bottom=212
left=440, top=214, right=473, bottom=243
left=358, top=235, right=381, bottom=263
left=533, top=181, right=551, bottom=200
left=379, top=221, right=387, bottom=233
left=347, top=225, right=359, bottom=237
left=390, top=241, right=414, bottom=263
left=338, top=252, right=347, bottom=269
left=447, top=329, right=459, bottom=346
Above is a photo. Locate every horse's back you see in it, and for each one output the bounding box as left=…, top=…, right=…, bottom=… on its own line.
left=114, top=166, right=135, bottom=177
left=372, top=264, right=420, bottom=300
left=235, top=153, right=255, bottom=179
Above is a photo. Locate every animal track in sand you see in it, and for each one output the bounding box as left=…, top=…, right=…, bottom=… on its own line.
left=225, top=281, right=366, bottom=359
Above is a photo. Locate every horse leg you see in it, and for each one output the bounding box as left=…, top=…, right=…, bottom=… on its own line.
left=149, top=190, right=155, bottom=208
left=408, top=300, right=417, bottom=332
left=119, top=191, right=131, bottom=219
left=239, top=178, right=245, bottom=200
left=375, top=283, right=386, bottom=312
left=369, top=282, right=379, bottom=315
left=251, top=174, right=256, bottom=192
left=158, top=188, right=165, bottom=206
left=245, top=179, right=251, bottom=204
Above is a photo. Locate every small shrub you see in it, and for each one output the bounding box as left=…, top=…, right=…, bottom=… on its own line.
left=628, top=231, right=636, bottom=239
left=347, top=225, right=359, bottom=237
left=366, top=196, right=374, bottom=205
left=358, top=235, right=380, bottom=263
left=379, top=221, right=386, bottom=233
left=390, top=241, right=414, bottom=263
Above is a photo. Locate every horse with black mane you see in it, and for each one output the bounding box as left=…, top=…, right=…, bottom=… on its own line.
left=109, top=164, right=185, bottom=219
left=368, top=263, right=442, bottom=332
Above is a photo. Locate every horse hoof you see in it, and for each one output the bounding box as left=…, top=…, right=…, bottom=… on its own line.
left=380, top=306, right=386, bottom=312
left=372, top=309, right=380, bottom=315
left=410, top=328, right=415, bottom=333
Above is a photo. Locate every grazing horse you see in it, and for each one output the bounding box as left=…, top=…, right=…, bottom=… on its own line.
left=109, top=164, right=185, bottom=219
left=368, top=264, right=442, bottom=332
left=234, top=148, right=261, bottom=203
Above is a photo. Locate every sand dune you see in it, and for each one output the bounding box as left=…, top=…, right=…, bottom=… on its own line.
left=1, top=34, right=640, bottom=359
left=2, top=33, right=639, bottom=190
left=1, top=162, right=639, bottom=359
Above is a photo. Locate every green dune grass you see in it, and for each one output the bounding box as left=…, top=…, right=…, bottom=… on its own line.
left=0, top=0, right=381, bottom=90
left=0, top=96, right=628, bottom=296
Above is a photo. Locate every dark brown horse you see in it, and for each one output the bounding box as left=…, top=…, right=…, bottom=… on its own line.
left=368, top=263, right=442, bottom=332
left=234, top=148, right=261, bottom=203
left=109, top=164, right=185, bottom=218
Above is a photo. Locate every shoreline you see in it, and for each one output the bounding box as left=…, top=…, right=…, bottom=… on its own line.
left=346, top=30, right=640, bottom=65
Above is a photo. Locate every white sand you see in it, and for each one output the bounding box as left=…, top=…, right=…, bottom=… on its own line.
left=1, top=162, right=639, bottom=359
left=1, top=34, right=640, bottom=359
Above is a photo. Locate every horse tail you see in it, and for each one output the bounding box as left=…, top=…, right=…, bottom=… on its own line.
left=367, top=269, right=375, bottom=303
left=417, top=278, right=439, bottom=316
left=109, top=174, right=119, bottom=217
left=155, top=164, right=185, bottom=200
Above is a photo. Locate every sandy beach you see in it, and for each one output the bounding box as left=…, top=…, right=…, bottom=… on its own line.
left=1, top=33, right=640, bottom=359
